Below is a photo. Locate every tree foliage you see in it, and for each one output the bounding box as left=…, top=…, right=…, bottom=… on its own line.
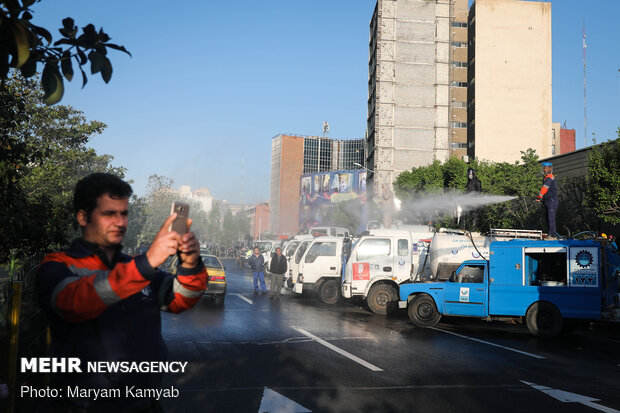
left=0, top=73, right=122, bottom=262
left=1, top=0, right=130, bottom=105
left=586, top=130, right=620, bottom=225
left=394, top=150, right=544, bottom=232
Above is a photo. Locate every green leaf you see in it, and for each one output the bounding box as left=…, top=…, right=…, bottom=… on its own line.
left=78, top=63, right=88, bottom=88
left=104, top=43, right=132, bottom=57
left=53, top=38, right=75, bottom=47
left=61, top=53, right=73, bottom=82
left=88, top=50, right=104, bottom=74
left=29, top=23, right=52, bottom=44
left=62, top=17, right=75, bottom=31
left=42, top=62, right=64, bottom=105
left=98, top=28, right=110, bottom=43
left=76, top=48, right=87, bottom=65
left=100, top=56, right=112, bottom=83
left=19, top=57, right=36, bottom=78
left=11, top=21, right=30, bottom=68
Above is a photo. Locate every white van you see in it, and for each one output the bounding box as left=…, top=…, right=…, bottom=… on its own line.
left=341, top=227, right=433, bottom=315
left=306, top=226, right=349, bottom=237
left=293, top=236, right=344, bottom=304
left=281, top=235, right=314, bottom=288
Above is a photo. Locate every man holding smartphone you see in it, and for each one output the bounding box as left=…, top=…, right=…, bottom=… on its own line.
left=35, top=173, right=207, bottom=412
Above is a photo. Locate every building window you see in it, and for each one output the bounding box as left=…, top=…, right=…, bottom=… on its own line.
left=450, top=122, right=467, bottom=128
left=552, top=145, right=556, bottom=155
left=452, top=101, right=467, bottom=108
left=451, top=41, right=467, bottom=48
left=451, top=22, right=468, bottom=28
left=450, top=142, right=468, bottom=149
left=451, top=81, right=468, bottom=88
left=451, top=61, right=468, bottom=68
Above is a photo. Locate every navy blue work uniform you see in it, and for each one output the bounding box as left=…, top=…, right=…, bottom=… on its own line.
left=537, top=172, right=558, bottom=236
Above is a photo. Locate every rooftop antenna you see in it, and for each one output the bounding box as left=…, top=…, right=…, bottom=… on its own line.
left=583, top=20, right=587, bottom=149
left=322, top=121, right=329, bottom=137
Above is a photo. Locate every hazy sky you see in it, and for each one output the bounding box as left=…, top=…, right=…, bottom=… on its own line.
left=33, top=1, right=619, bottom=203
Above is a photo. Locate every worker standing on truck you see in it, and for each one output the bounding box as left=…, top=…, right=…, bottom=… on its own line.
left=536, top=161, right=558, bottom=239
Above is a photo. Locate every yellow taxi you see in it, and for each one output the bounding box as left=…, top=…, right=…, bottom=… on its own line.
left=201, top=254, right=227, bottom=306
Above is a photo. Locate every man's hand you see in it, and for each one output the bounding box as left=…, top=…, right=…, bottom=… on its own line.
left=146, top=214, right=183, bottom=268
left=535, top=198, right=541, bottom=203
left=178, top=218, right=201, bottom=268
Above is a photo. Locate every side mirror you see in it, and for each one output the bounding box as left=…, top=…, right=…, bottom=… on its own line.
left=448, top=271, right=456, bottom=282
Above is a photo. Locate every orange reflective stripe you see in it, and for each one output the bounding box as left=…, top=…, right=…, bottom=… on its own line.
left=167, top=293, right=201, bottom=314
left=105, top=260, right=150, bottom=299
left=47, top=252, right=150, bottom=322
left=54, top=274, right=107, bottom=322
left=176, top=273, right=207, bottom=291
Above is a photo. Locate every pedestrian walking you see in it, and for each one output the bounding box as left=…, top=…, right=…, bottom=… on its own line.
left=268, top=247, right=288, bottom=300
left=536, top=161, right=559, bottom=239
left=249, top=247, right=267, bottom=294
left=35, top=173, right=207, bottom=412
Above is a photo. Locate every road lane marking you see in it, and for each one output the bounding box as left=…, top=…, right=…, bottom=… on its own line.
left=431, top=327, right=546, bottom=359
left=258, top=387, right=311, bottom=413
left=521, top=380, right=620, bottom=413
left=293, top=327, right=383, bottom=372
left=234, top=293, right=253, bottom=305
left=195, top=336, right=376, bottom=346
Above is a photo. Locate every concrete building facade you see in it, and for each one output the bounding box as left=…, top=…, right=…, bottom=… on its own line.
left=270, top=134, right=365, bottom=236
left=177, top=185, right=213, bottom=214
left=467, top=0, right=552, bottom=163
left=366, top=0, right=469, bottom=195
left=551, top=123, right=576, bottom=155
left=246, top=202, right=270, bottom=240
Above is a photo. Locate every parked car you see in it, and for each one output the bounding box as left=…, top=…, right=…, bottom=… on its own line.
left=201, top=254, right=227, bottom=306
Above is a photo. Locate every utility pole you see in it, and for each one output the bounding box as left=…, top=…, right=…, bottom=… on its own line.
left=583, top=20, right=587, bottom=149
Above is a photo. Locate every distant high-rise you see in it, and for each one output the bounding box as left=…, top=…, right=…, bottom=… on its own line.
left=467, top=0, right=552, bottom=162
left=366, top=0, right=469, bottom=195
left=270, top=134, right=364, bottom=236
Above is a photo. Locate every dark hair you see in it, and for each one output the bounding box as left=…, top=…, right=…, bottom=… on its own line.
left=74, top=173, right=133, bottom=218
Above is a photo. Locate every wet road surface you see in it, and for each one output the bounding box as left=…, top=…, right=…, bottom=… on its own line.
left=160, top=259, right=620, bottom=412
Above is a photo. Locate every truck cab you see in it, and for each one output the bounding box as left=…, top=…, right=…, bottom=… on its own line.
left=399, top=238, right=620, bottom=338
left=306, top=226, right=349, bottom=237
left=342, top=227, right=433, bottom=314
left=281, top=235, right=314, bottom=288
left=293, top=236, right=344, bottom=304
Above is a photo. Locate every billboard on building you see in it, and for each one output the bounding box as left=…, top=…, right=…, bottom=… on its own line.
left=299, top=170, right=367, bottom=230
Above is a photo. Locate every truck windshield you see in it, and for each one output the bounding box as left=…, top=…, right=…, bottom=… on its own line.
left=357, top=238, right=390, bottom=261
left=305, top=242, right=337, bottom=263
left=285, top=241, right=299, bottom=257
left=295, top=241, right=311, bottom=264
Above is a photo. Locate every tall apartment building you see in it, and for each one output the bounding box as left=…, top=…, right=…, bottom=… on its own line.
left=467, top=0, right=552, bottom=162
left=366, top=0, right=469, bottom=195
left=270, top=134, right=365, bottom=236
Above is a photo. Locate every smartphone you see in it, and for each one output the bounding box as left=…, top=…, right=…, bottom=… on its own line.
left=169, top=202, right=189, bottom=235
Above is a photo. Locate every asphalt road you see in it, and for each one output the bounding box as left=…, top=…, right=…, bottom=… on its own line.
left=160, top=259, right=620, bottom=413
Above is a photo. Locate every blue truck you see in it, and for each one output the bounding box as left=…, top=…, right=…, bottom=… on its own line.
left=398, top=237, right=620, bottom=338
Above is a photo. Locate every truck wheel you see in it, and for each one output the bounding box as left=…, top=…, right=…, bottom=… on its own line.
left=525, top=302, right=562, bottom=338
left=367, top=284, right=398, bottom=315
left=319, top=280, right=339, bottom=305
left=408, top=295, right=441, bottom=327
